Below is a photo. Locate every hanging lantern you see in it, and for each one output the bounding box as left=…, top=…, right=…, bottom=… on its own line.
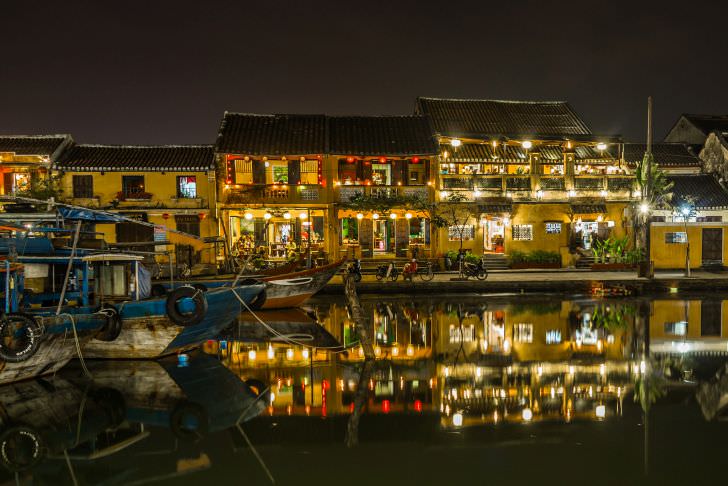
left=198, top=212, right=207, bottom=220
left=162, top=213, right=170, bottom=220
left=379, top=156, right=387, bottom=164
left=412, top=156, right=420, bottom=164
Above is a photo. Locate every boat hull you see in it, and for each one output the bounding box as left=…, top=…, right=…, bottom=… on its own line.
left=260, top=260, right=343, bottom=310
left=82, top=284, right=264, bottom=359
left=0, top=313, right=106, bottom=385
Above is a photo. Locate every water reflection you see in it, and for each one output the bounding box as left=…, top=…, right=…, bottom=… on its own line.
left=208, top=296, right=728, bottom=427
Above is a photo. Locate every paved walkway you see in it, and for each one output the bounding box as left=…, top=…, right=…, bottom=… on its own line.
left=321, top=269, right=728, bottom=295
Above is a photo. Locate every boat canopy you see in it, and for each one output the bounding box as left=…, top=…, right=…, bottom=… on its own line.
left=82, top=253, right=146, bottom=262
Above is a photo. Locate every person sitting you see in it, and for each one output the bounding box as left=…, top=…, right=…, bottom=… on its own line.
left=403, top=258, right=418, bottom=281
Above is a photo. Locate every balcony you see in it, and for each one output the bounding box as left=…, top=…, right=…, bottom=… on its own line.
left=505, top=176, right=531, bottom=191
left=539, top=177, right=565, bottom=191
left=224, top=184, right=326, bottom=205
left=335, top=185, right=431, bottom=203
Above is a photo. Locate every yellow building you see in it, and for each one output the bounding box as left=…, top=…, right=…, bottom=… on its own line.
left=416, top=97, right=635, bottom=268
left=0, top=134, right=72, bottom=201
left=55, top=144, right=217, bottom=265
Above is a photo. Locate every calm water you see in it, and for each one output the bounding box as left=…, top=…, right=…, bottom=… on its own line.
left=3, top=293, right=728, bottom=485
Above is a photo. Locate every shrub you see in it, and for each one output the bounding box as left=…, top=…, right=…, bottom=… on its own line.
left=508, top=250, right=528, bottom=265
left=508, top=250, right=560, bottom=265
left=464, top=254, right=479, bottom=264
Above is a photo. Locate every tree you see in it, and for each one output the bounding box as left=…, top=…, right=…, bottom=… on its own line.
left=430, top=193, right=472, bottom=251
left=632, top=152, right=673, bottom=258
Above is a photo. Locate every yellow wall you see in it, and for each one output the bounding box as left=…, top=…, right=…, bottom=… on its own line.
left=650, top=224, right=727, bottom=269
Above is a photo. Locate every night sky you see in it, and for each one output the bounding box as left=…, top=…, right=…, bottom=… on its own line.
left=2, top=0, right=727, bottom=145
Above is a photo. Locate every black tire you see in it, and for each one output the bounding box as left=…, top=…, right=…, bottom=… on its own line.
left=245, top=379, right=268, bottom=397
left=165, top=286, right=208, bottom=327
left=476, top=269, right=487, bottom=280
left=0, top=425, right=45, bottom=472
left=389, top=269, right=399, bottom=282
left=150, top=284, right=167, bottom=297
left=353, top=272, right=362, bottom=283
left=375, top=269, right=383, bottom=281
left=169, top=401, right=208, bottom=442
left=0, top=313, right=43, bottom=363
left=248, top=287, right=267, bottom=311
left=420, top=265, right=435, bottom=281
left=96, top=304, right=122, bottom=342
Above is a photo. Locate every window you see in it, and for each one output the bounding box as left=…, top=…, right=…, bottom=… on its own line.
left=665, top=232, right=687, bottom=244
left=545, top=222, right=562, bottom=234
left=177, top=176, right=197, bottom=198
left=545, top=330, right=562, bottom=344
left=341, top=218, right=359, bottom=243
left=72, top=175, right=93, bottom=198
left=272, top=164, right=288, bottom=183
left=514, top=323, right=533, bottom=343
left=371, top=163, right=391, bottom=185
left=407, top=161, right=425, bottom=185
left=665, top=321, right=687, bottom=336
left=122, top=175, right=145, bottom=197
left=175, top=215, right=200, bottom=237
left=408, top=218, right=429, bottom=244
left=449, top=325, right=475, bottom=343
left=300, top=159, right=319, bottom=184
left=234, top=159, right=253, bottom=184
left=512, top=224, right=533, bottom=241
left=448, top=225, right=474, bottom=241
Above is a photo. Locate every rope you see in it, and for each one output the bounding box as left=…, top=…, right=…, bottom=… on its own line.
left=230, top=287, right=355, bottom=353
left=58, top=313, right=92, bottom=379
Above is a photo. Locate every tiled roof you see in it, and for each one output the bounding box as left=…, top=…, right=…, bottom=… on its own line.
left=415, top=97, right=593, bottom=139
left=682, top=114, right=728, bottom=136
left=216, top=113, right=327, bottom=156
left=328, top=116, right=438, bottom=156
left=447, top=143, right=616, bottom=163
left=668, top=175, right=728, bottom=209
left=0, top=135, right=72, bottom=159
left=623, top=143, right=701, bottom=167
left=56, top=145, right=215, bottom=171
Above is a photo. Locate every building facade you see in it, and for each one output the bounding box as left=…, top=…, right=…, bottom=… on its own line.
left=0, top=135, right=72, bottom=197
left=55, top=145, right=217, bottom=265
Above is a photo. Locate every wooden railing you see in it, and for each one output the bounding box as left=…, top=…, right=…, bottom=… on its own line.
left=225, top=184, right=326, bottom=204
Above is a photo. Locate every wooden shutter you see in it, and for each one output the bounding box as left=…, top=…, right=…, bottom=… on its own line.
left=254, top=219, right=266, bottom=247
left=252, top=160, right=266, bottom=184
left=359, top=218, right=373, bottom=254
left=73, top=175, right=93, bottom=198
left=392, top=160, right=405, bottom=186
left=288, top=160, right=300, bottom=185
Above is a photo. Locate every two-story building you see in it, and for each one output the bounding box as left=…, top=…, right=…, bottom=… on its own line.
left=55, top=144, right=216, bottom=265
left=0, top=134, right=72, bottom=198
left=215, top=113, right=331, bottom=263
left=330, top=116, right=438, bottom=259
left=416, top=97, right=632, bottom=266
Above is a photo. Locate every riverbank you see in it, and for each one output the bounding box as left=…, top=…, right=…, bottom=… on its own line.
left=320, top=269, right=728, bottom=295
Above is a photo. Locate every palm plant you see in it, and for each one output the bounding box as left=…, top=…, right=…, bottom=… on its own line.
left=633, top=152, right=674, bottom=252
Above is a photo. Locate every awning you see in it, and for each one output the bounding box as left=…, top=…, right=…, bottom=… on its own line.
left=58, top=207, right=126, bottom=222
left=571, top=203, right=607, bottom=214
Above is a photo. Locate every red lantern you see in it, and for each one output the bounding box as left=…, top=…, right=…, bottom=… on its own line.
left=414, top=400, right=423, bottom=412
left=412, top=156, right=420, bottom=164
left=346, top=156, right=355, bottom=163
left=379, top=156, right=387, bottom=164
left=162, top=213, right=170, bottom=220
left=198, top=212, right=207, bottom=220
left=382, top=399, right=391, bottom=414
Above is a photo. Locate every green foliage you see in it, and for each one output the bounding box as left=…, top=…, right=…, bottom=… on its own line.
left=634, top=364, right=667, bottom=413
left=591, top=303, right=634, bottom=331
left=508, top=250, right=528, bottom=265
left=464, top=253, right=478, bottom=264
left=16, top=174, right=63, bottom=202
left=445, top=250, right=458, bottom=261
left=624, top=248, right=645, bottom=265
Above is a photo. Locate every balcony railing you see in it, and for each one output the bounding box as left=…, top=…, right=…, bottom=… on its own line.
left=574, top=177, right=605, bottom=190
left=335, top=185, right=431, bottom=203
left=506, top=176, right=531, bottom=191
left=607, top=177, right=635, bottom=191
left=539, top=177, right=565, bottom=191
left=225, top=184, right=325, bottom=205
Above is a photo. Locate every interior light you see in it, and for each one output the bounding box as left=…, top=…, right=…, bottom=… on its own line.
left=596, top=405, right=606, bottom=418
left=286, top=348, right=295, bottom=360
left=405, top=212, right=413, bottom=219
left=450, top=139, right=462, bottom=147
left=522, top=408, right=533, bottom=421
left=522, top=141, right=532, bottom=149
left=596, top=142, right=607, bottom=151
left=283, top=212, right=291, bottom=219
left=302, top=348, right=310, bottom=359
left=244, top=212, right=254, bottom=220
left=263, top=212, right=272, bottom=220
left=299, top=212, right=308, bottom=219
left=267, top=346, right=275, bottom=359
left=452, top=412, right=463, bottom=427
left=372, top=213, right=379, bottom=220
left=356, top=212, right=364, bottom=220
left=248, top=350, right=257, bottom=360
left=389, top=213, right=397, bottom=220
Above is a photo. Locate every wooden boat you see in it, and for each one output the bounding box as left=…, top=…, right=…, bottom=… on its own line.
left=257, top=259, right=344, bottom=310
left=80, top=254, right=266, bottom=359
left=0, top=260, right=108, bottom=385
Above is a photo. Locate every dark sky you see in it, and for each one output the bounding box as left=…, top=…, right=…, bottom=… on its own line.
left=2, top=0, right=727, bottom=145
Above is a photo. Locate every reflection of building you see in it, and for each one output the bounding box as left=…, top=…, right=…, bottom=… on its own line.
left=649, top=299, right=728, bottom=356
left=416, top=97, right=633, bottom=265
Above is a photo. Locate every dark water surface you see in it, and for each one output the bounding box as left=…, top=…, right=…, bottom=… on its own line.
left=3, top=293, right=728, bottom=485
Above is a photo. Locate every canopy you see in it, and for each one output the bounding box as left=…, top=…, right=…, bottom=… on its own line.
left=82, top=253, right=145, bottom=262
left=58, top=207, right=126, bottom=222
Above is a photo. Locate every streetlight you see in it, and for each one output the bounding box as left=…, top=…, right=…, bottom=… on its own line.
left=639, top=203, right=649, bottom=214
left=681, top=205, right=692, bottom=277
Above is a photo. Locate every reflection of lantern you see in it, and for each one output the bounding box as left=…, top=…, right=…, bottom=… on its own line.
left=162, top=213, right=170, bottom=220
left=198, top=212, right=207, bottom=220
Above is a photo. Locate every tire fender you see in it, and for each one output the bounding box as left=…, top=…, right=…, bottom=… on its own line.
left=165, top=286, right=208, bottom=327
left=0, top=313, right=43, bottom=363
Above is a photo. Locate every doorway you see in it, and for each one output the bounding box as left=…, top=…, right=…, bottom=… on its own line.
left=373, top=219, right=392, bottom=255
left=701, top=228, right=723, bottom=265
left=484, top=217, right=505, bottom=253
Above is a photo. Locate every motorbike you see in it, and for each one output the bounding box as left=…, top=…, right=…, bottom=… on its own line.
left=347, top=259, right=362, bottom=282
left=462, top=255, right=487, bottom=280
left=402, top=259, right=435, bottom=282
left=375, top=262, right=399, bottom=281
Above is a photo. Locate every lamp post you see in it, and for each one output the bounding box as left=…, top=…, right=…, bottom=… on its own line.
left=681, top=206, right=692, bottom=278
left=639, top=202, right=651, bottom=278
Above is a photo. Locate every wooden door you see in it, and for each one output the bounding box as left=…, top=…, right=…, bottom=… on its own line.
left=701, top=228, right=723, bottom=264
left=701, top=300, right=722, bottom=337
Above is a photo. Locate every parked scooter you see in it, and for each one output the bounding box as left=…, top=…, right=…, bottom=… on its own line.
left=347, top=259, right=362, bottom=282
left=462, top=255, right=488, bottom=280
left=375, top=262, right=399, bottom=281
